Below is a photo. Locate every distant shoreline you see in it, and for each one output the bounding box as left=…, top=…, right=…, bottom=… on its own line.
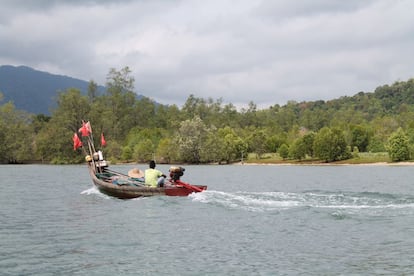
left=2, top=160, right=414, bottom=166
left=236, top=161, right=414, bottom=166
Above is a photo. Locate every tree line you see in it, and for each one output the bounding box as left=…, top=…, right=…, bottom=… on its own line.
left=1, top=67, right=414, bottom=164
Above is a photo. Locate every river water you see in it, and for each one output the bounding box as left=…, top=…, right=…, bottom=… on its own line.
left=1, top=164, right=414, bottom=275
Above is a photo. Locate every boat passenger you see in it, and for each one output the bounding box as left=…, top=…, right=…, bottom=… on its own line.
left=128, top=168, right=145, bottom=181
left=145, top=160, right=166, bottom=187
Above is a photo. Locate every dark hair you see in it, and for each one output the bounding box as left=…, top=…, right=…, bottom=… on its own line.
left=149, top=160, right=156, bottom=169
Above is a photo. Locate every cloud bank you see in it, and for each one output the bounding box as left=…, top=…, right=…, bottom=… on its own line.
left=1, top=0, right=414, bottom=108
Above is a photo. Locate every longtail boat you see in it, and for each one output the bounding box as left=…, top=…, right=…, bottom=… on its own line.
left=88, top=161, right=207, bottom=199
left=75, top=121, right=207, bottom=199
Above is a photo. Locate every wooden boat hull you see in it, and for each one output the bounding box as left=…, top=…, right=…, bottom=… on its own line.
left=88, top=164, right=207, bottom=199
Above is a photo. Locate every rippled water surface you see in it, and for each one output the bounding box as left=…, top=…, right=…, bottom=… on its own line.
left=1, top=164, right=414, bottom=275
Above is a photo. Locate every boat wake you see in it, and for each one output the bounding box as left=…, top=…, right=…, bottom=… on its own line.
left=80, top=186, right=112, bottom=199
left=189, top=190, right=414, bottom=215
left=81, top=186, right=100, bottom=196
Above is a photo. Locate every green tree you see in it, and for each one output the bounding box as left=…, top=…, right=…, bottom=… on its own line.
left=265, top=134, right=286, bottom=153
left=156, top=137, right=178, bottom=163
left=105, top=140, right=122, bottom=162
left=240, top=101, right=259, bottom=127
left=42, top=88, right=91, bottom=163
left=276, top=101, right=299, bottom=131
left=289, top=138, right=306, bottom=160
left=52, top=88, right=90, bottom=133
left=124, top=127, right=165, bottom=158
left=0, top=116, right=6, bottom=162
left=313, top=127, right=351, bottom=162
left=279, top=143, right=289, bottom=160
left=387, top=128, right=410, bottom=162
left=32, top=114, right=51, bottom=134
left=220, top=103, right=240, bottom=128
left=367, top=135, right=386, bottom=152
left=121, top=146, right=133, bottom=162
left=0, top=101, right=34, bottom=163
left=247, top=129, right=267, bottom=159
left=350, top=125, right=370, bottom=152
left=134, top=138, right=154, bottom=162
left=132, top=97, right=157, bottom=128
left=201, top=129, right=223, bottom=163
left=302, top=132, right=315, bottom=157
left=176, top=116, right=209, bottom=163
left=104, top=66, right=136, bottom=140
left=214, top=127, right=247, bottom=163
left=87, top=80, right=98, bottom=103
left=35, top=123, right=64, bottom=163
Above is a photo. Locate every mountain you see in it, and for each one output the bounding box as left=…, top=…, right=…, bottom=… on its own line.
left=0, top=65, right=106, bottom=115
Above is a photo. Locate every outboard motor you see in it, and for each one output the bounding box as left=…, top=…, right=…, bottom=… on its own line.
left=169, top=166, right=185, bottom=181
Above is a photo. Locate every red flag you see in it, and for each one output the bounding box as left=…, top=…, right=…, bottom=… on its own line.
left=72, top=133, right=82, bottom=150
left=85, top=121, right=92, bottom=134
left=79, top=121, right=90, bottom=137
left=101, top=133, right=107, bottom=147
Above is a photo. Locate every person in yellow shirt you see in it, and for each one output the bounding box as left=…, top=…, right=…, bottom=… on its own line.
left=144, top=160, right=166, bottom=187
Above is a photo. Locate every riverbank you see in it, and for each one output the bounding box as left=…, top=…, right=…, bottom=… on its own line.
left=237, top=161, right=414, bottom=166
left=239, top=152, right=414, bottom=166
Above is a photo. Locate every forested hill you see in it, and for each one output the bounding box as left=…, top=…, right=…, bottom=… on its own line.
left=274, top=77, right=414, bottom=130
left=315, top=78, right=414, bottom=115
left=0, top=65, right=105, bottom=114
left=1, top=65, right=414, bottom=164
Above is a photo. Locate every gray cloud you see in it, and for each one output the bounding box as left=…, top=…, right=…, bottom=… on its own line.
left=1, top=0, right=414, bottom=108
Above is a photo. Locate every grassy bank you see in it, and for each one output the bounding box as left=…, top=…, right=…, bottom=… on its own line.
left=243, top=152, right=412, bottom=165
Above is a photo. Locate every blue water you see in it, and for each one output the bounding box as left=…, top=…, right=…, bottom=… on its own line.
left=1, top=164, right=414, bottom=275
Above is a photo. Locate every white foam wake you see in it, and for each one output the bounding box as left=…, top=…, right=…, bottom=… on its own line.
left=80, top=186, right=100, bottom=195
left=189, top=190, right=414, bottom=214
left=80, top=186, right=111, bottom=199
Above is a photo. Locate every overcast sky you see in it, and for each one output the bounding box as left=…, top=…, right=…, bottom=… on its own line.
left=1, top=0, right=414, bottom=108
